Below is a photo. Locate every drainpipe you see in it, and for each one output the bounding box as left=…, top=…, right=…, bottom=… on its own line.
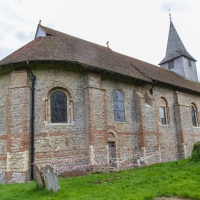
left=26, top=61, right=36, bottom=181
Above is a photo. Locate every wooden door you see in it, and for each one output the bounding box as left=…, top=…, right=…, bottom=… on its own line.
left=108, top=142, right=116, bottom=168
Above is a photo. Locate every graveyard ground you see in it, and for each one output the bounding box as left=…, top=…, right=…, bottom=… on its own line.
left=0, top=159, right=200, bottom=200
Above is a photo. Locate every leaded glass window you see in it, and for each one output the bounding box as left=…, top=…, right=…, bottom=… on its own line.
left=113, top=90, right=125, bottom=122
left=159, top=98, right=168, bottom=125
left=160, top=107, right=166, bottom=125
left=51, top=91, right=67, bottom=123
left=191, top=105, right=197, bottom=127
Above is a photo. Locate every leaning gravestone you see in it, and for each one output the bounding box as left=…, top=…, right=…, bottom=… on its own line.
left=34, top=165, right=45, bottom=189
left=44, top=165, right=60, bottom=192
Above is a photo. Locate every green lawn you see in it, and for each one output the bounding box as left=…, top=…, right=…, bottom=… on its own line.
left=0, top=159, right=200, bottom=200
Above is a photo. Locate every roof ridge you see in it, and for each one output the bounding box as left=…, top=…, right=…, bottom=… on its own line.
left=39, top=25, right=113, bottom=51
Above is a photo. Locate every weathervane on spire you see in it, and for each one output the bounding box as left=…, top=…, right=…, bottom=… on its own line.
left=169, top=9, right=172, bottom=21
left=106, top=41, right=109, bottom=48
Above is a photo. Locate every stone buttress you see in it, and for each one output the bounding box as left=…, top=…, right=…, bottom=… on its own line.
left=6, top=68, right=31, bottom=183
left=84, top=73, right=108, bottom=169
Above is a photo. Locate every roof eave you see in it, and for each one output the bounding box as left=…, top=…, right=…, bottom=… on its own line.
left=0, top=60, right=151, bottom=83
left=159, top=54, right=196, bottom=65
left=151, top=78, right=200, bottom=95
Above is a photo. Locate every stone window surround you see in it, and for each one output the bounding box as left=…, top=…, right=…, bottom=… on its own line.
left=44, top=86, right=74, bottom=125
left=191, top=103, right=198, bottom=127
left=159, top=97, right=170, bottom=125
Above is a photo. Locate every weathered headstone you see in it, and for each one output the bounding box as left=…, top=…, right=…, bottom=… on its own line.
left=34, top=165, right=45, bottom=189
left=44, top=165, right=60, bottom=192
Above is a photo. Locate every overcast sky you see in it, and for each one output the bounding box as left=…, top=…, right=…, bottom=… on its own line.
left=1, top=0, right=200, bottom=79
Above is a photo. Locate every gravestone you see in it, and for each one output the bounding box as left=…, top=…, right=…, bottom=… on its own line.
left=34, top=165, right=45, bottom=189
left=44, top=165, right=60, bottom=192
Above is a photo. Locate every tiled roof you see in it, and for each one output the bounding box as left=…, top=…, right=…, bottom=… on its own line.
left=1, top=24, right=200, bottom=93
left=159, top=20, right=196, bottom=65
left=0, top=25, right=148, bottom=82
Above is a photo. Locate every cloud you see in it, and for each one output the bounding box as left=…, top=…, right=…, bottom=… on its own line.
left=0, top=46, right=14, bottom=60
left=160, top=1, right=188, bottom=12
left=0, top=1, right=25, bottom=23
left=15, top=31, right=34, bottom=42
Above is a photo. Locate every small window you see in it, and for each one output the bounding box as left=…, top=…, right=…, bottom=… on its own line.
left=45, top=87, right=74, bottom=124
left=159, top=98, right=169, bottom=125
left=191, top=104, right=198, bottom=127
left=168, top=60, right=174, bottom=69
left=51, top=91, right=67, bottom=123
left=113, top=90, right=125, bottom=122
left=188, top=59, right=192, bottom=67
left=160, top=107, right=166, bottom=124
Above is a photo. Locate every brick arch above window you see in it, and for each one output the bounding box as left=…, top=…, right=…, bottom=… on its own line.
left=47, top=84, right=73, bottom=99
left=107, top=129, right=117, bottom=139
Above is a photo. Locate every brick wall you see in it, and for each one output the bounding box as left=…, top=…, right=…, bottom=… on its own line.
left=6, top=68, right=30, bottom=183
left=1, top=63, right=200, bottom=183
left=0, top=73, right=9, bottom=183
left=33, top=65, right=88, bottom=170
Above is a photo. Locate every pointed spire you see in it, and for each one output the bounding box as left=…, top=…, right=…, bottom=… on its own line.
left=169, top=9, right=172, bottom=22
left=159, top=14, right=196, bottom=65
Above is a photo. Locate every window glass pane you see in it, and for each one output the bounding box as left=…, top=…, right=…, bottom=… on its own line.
left=160, top=107, right=166, bottom=125
left=113, top=102, right=124, bottom=111
left=114, top=111, right=125, bottom=122
left=113, top=90, right=124, bottom=101
left=191, top=106, right=197, bottom=127
left=113, top=90, right=125, bottom=122
left=51, top=91, right=67, bottom=123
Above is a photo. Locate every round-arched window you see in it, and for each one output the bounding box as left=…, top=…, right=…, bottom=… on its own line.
left=113, top=90, right=125, bottom=122
left=191, top=104, right=198, bottom=127
left=50, top=91, right=67, bottom=123
left=159, top=98, right=169, bottom=125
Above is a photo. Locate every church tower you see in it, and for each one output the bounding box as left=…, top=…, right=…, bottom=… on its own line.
left=159, top=17, right=198, bottom=82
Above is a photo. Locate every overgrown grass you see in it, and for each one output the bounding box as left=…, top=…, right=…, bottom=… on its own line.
left=0, top=159, right=200, bottom=200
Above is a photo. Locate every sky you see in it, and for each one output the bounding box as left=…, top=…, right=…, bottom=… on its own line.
left=1, top=0, right=200, bottom=79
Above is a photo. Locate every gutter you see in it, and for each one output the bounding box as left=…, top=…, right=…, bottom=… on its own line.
left=26, top=61, right=36, bottom=181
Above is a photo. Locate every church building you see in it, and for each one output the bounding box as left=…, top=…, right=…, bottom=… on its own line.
left=0, top=17, right=200, bottom=183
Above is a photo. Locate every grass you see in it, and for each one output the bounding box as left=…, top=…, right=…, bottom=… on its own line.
left=0, top=159, right=200, bottom=200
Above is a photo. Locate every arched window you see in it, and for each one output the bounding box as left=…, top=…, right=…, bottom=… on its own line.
left=113, top=90, right=125, bottom=122
left=159, top=98, right=169, bottom=125
left=191, top=104, right=198, bottom=127
left=51, top=91, right=67, bottom=123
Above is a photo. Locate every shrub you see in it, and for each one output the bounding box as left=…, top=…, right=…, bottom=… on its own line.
left=190, top=141, right=200, bottom=162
